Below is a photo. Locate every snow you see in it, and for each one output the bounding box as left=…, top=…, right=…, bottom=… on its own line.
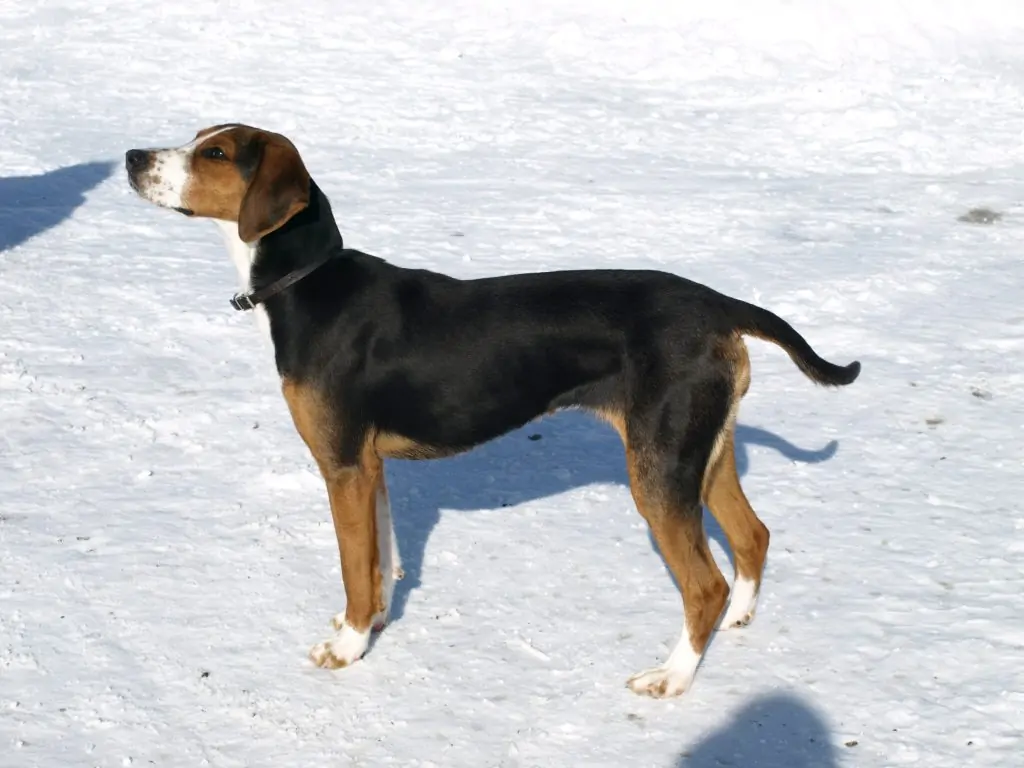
left=2, top=0, right=1023, bottom=765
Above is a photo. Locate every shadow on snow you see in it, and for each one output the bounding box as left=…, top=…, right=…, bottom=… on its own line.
left=0, top=161, right=113, bottom=253
left=387, top=409, right=839, bottom=621
left=676, top=692, right=839, bottom=768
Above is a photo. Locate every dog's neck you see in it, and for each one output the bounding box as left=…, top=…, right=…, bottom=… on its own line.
left=213, top=180, right=343, bottom=343
left=252, top=179, right=343, bottom=289
left=214, top=219, right=258, bottom=293
left=214, top=218, right=270, bottom=341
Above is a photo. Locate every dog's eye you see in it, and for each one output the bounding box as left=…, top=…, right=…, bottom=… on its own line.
left=201, top=146, right=227, bottom=160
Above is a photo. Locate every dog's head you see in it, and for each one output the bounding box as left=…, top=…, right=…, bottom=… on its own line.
left=125, top=124, right=311, bottom=243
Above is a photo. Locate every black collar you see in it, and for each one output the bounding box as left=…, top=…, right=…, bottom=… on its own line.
left=230, top=252, right=334, bottom=311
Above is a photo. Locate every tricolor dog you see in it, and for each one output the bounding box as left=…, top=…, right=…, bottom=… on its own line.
left=125, top=124, right=859, bottom=698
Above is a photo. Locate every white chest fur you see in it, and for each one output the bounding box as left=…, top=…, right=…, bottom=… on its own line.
left=214, top=219, right=272, bottom=342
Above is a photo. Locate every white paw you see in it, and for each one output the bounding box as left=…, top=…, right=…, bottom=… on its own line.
left=629, top=619, right=702, bottom=698
left=309, top=622, right=370, bottom=669
left=718, top=576, right=759, bottom=630
left=626, top=666, right=694, bottom=698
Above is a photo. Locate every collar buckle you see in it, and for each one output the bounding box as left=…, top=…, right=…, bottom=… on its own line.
left=227, top=249, right=338, bottom=313
left=230, top=292, right=256, bottom=311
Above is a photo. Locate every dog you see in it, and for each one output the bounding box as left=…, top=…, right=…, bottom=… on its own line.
left=125, top=123, right=859, bottom=698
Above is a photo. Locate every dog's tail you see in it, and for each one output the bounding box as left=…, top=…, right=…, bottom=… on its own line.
left=733, top=300, right=860, bottom=387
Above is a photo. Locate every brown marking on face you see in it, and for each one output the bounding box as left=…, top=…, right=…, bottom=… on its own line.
left=192, top=123, right=243, bottom=142
left=281, top=379, right=382, bottom=634
left=181, top=124, right=311, bottom=242
left=179, top=128, right=251, bottom=221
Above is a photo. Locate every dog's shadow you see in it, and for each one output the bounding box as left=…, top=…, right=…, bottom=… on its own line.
left=0, top=161, right=113, bottom=253
left=387, top=411, right=838, bottom=621
left=676, top=691, right=839, bottom=767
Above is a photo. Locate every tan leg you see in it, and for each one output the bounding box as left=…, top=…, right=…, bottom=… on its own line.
left=330, top=466, right=403, bottom=633
left=704, top=430, right=770, bottom=630
left=307, top=462, right=382, bottom=669
left=282, top=380, right=383, bottom=669
left=625, top=449, right=730, bottom=698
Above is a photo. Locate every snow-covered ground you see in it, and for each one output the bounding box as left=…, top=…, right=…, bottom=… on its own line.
left=2, top=1, right=1023, bottom=765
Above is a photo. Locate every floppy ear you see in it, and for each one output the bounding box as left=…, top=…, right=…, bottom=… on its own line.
left=237, top=133, right=311, bottom=243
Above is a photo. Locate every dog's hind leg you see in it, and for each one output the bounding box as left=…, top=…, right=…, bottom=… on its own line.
left=702, top=338, right=770, bottom=630
left=623, top=378, right=732, bottom=698
left=704, top=428, right=769, bottom=630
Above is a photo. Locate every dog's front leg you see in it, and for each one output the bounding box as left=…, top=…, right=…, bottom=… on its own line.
left=309, top=461, right=381, bottom=669
left=281, top=380, right=383, bottom=669
left=330, top=467, right=402, bottom=634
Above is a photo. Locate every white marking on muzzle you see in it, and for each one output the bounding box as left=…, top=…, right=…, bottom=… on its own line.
left=132, top=126, right=236, bottom=210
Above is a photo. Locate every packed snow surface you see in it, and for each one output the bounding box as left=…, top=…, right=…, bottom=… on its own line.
left=2, top=1, right=1023, bottom=765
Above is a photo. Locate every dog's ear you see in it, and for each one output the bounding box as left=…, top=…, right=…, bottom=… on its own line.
left=237, top=132, right=311, bottom=243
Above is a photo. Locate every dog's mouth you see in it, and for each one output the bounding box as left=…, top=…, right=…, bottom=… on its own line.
left=127, top=181, right=194, bottom=217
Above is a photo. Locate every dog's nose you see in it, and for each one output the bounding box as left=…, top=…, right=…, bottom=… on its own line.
left=125, top=149, right=148, bottom=172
